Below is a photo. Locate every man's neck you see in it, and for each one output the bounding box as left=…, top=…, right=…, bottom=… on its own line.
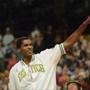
left=23, top=56, right=32, bottom=65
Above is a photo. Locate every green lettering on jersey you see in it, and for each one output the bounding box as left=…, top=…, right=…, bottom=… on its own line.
left=30, top=64, right=45, bottom=73
left=18, top=69, right=26, bottom=81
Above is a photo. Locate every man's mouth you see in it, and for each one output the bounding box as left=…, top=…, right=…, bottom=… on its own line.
left=26, top=50, right=33, bottom=54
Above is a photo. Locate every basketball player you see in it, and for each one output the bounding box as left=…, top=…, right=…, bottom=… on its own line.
left=8, top=17, right=90, bottom=90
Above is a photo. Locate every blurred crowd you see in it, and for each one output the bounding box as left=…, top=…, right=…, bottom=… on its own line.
left=56, top=35, right=90, bottom=90
left=0, top=25, right=90, bottom=90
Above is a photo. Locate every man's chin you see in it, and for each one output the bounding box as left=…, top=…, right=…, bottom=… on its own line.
left=27, top=53, right=33, bottom=57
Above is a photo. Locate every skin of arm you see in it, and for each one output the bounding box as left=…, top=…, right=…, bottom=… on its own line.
left=63, top=16, right=90, bottom=51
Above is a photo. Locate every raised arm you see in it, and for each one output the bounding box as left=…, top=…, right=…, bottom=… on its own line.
left=63, top=16, right=90, bottom=51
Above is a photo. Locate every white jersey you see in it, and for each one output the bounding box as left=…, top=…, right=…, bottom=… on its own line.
left=8, top=43, right=66, bottom=90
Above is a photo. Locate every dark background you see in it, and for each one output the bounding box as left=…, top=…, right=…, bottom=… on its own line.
left=0, top=0, right=90, bottom=36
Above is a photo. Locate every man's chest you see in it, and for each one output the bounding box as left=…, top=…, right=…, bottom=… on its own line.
left=16, top=60, right=47, bottom=83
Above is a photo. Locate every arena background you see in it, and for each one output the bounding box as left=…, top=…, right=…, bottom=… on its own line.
left=0, top=0, right=90, bottom=90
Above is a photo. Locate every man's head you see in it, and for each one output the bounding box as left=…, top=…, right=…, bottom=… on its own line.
left=67, top=82, right=82, bottom=90
left=16, top=36, right=33, bottom=59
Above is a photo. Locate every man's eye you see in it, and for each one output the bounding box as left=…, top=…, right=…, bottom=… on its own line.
left=24, top=44, right=28, bottom=46
left=29, top=44, right=32, bottom=46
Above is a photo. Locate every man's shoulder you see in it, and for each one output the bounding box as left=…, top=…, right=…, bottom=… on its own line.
left=10, top=61, right=21, bottom=72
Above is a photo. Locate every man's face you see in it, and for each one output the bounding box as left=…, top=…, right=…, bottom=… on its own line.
left=19, top=39, right=33, bottom=58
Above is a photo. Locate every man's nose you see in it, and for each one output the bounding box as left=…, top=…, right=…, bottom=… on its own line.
left=28, top=45, right=33, bottom=49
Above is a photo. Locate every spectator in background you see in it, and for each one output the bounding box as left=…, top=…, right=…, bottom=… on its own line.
left=63, top=51, right=79, bottom=74
left=0, top=38, right=6, bottom=72
left=2, top=70, right=9, bottom=90
left=86, top=40, right=90, bottom=60
left=64, top=81, right=83, bottom=90
left=44, top=25, right=54, bottom=48
left=3, top=27, right=15, bottom=46
left=31, top=29, right=46, bottom=53
left=5, top=51, right=18, bottom=70
left=56, top=65, right=63, bottom=90
left=6, top=40, right=17, bottom=53
left=78, top=36, right=87, bottom=61
left=79, top=36, right=87, bottom=49
left=0, top=39, right=5, bottom=59
left=85, top=59, right=90, bottom=70
left=57, top=65, right=70, bottom=87
left=83, top=71, right=90, bottom=90
left=31, top=26, right=39, bottom=44
left=0, top=70, right=9, bottom=90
